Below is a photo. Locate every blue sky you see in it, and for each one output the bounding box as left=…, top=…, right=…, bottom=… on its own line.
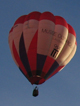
left=0, top=0, right=80, bottom=106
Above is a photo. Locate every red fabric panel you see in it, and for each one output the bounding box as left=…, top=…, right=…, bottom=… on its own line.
left=75, top=41, right=77, bottom=45
left=24, top=11, right=41, bottom=22
left=39, top=11, right=55, bottom=23
left=46, top=65, right=64, bottom=80
left=41, top=56, right=55, bottom=78
left=9, top=27, right=13, bottom=33
left=38, top=78, right=45, bottom=84
left=68, top=24, right=76, bottom=37
left=27, top=30, right=38, bottom=76
left=55, top=16, right=68, bottom=28
left=14, top=15, right=26, bottom=25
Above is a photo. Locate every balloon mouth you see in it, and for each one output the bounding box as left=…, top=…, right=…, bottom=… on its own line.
left=29, top=75, right=45, bottom=85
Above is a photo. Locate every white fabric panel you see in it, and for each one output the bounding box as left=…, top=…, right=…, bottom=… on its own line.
left=56, top=32, right=76, bottom=65
left=61, top=44, right=77, bottom=66
left=8, top=29, right=19, bottom=67
left=23, top=20, right=39, bottom=52
left=37, top=20, right=55, bottom=55
left=13, top=24, right=23, bottom=55
left=48, top=25, right=68, bottom=59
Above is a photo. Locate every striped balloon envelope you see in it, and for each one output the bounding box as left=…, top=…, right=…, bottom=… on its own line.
left=8, top=11, right=77, bottom=85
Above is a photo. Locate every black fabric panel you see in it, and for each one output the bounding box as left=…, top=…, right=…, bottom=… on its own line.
left=19, top=67, right=28, bottom=79
left=44, top=61, right=59, bottom=80
left=19, top=67, right=32, bottom=84
left=19, top=33, right=32, bottom=77
left=36, top=54, right=47, bottom=76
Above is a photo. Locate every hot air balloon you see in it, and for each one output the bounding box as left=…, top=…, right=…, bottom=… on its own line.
left=8, top=11, right=77, bottom=97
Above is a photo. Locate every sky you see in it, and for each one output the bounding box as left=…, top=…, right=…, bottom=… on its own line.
left=0, top=0, right=80, bottom=106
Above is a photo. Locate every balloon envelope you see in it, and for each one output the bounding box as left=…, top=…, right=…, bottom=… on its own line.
left=8, top=11, right=77, bottom=85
